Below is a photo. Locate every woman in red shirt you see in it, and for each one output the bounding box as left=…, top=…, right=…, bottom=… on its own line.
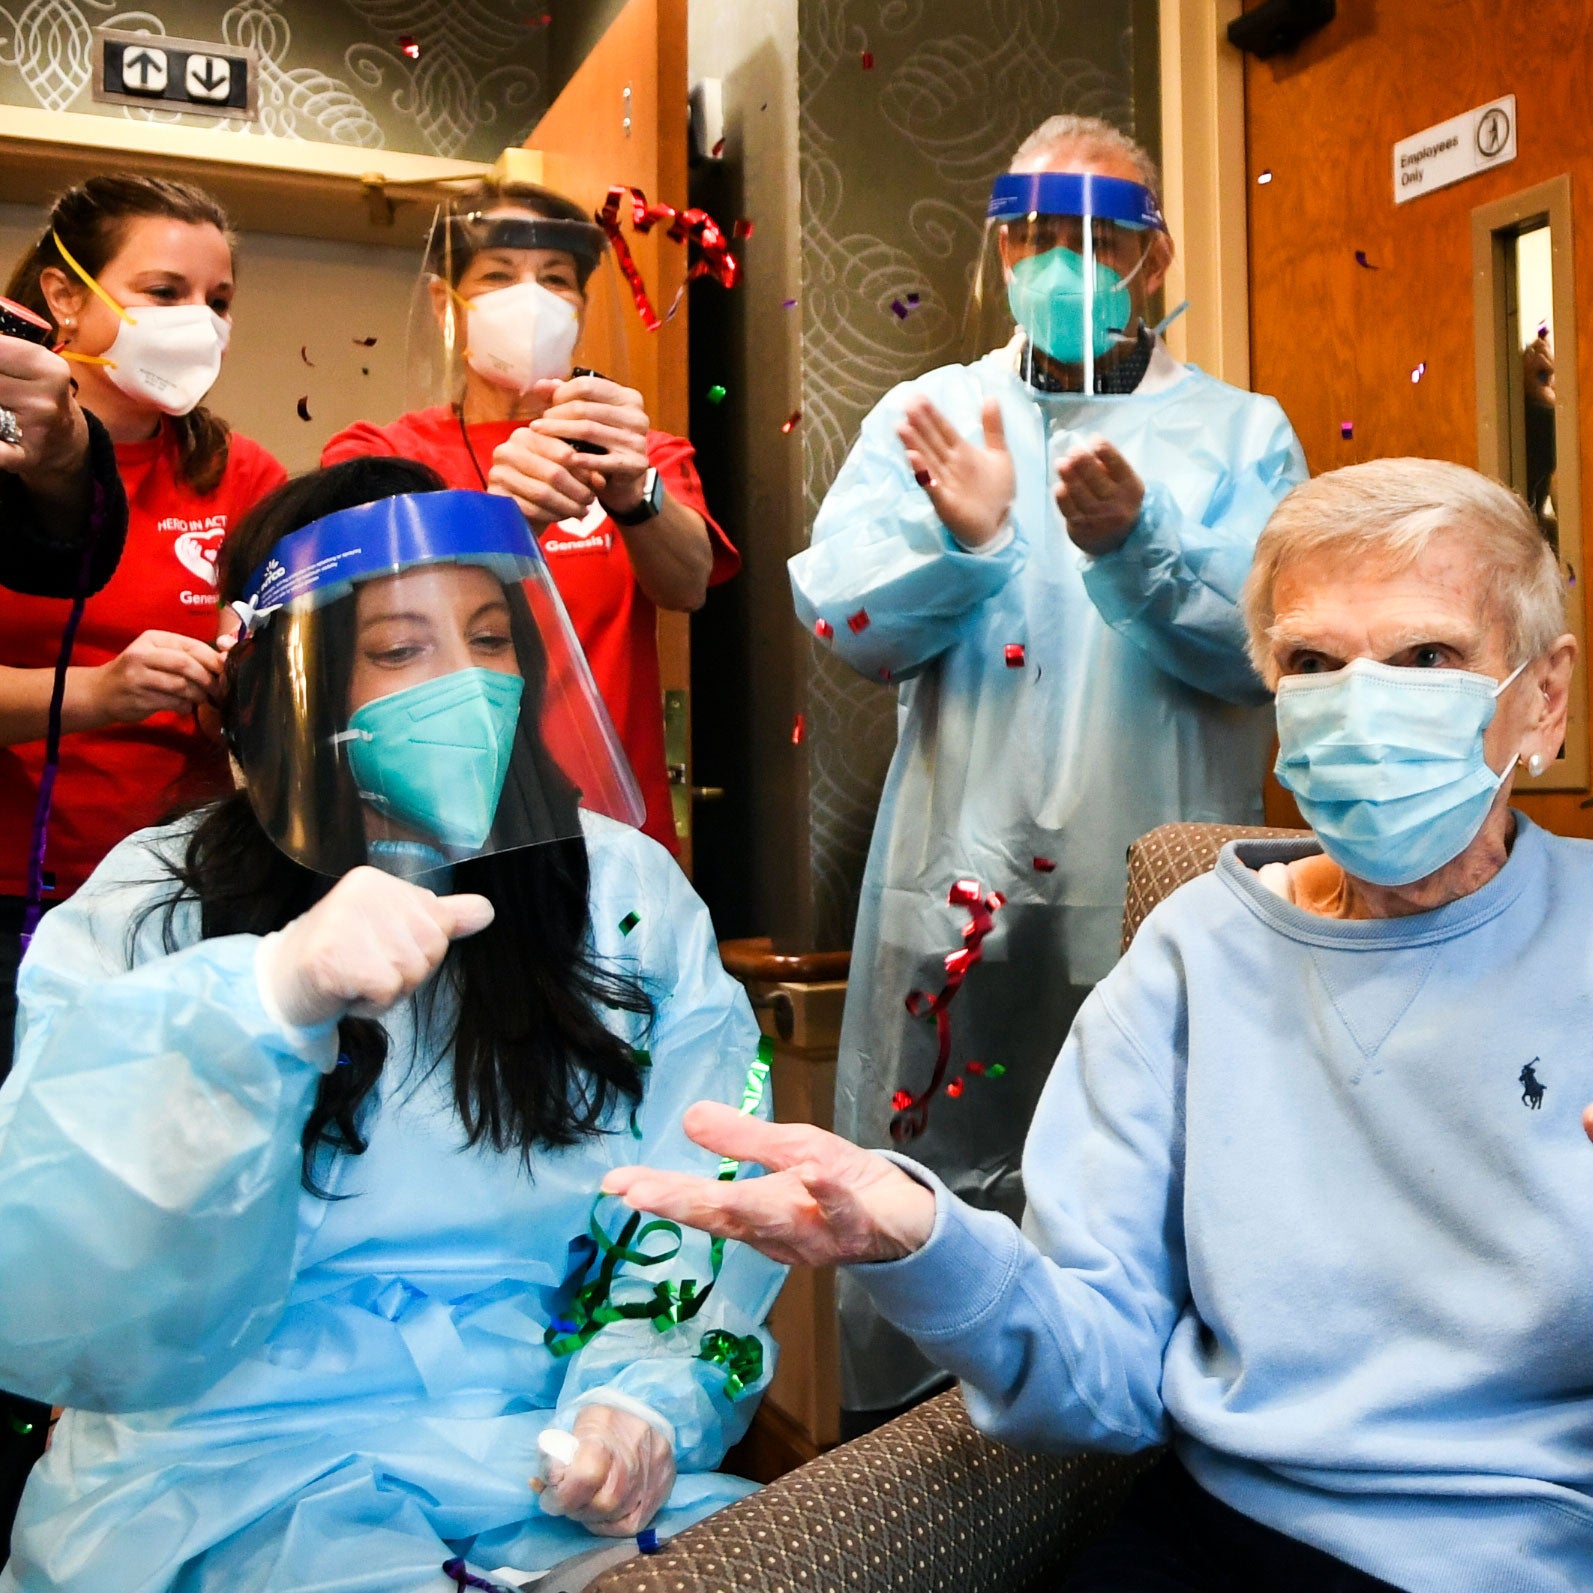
left=0, top=176, right=286, bottom=1060
left=322, top=180, right=737, bottom=855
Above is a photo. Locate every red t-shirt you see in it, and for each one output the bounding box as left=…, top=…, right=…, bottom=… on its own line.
left=322, top=407, right=737, bottom=854
left=0, top=427, right=287, bottom=899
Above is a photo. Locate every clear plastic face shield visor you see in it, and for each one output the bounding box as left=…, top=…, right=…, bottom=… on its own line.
left=408, top=191, right=632, bottom=414
left=226, top=491, right=644, bottom=880
left=967, top=171, right=1170, bottom=396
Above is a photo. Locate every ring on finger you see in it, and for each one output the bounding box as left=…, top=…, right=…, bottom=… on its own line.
left=0, top=407, right=21, bottom=447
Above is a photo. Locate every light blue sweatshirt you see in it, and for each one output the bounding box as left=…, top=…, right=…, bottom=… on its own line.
left=859, top=816, right=1593, bottom=1593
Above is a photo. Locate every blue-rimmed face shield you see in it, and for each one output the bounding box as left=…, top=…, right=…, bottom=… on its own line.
left=227, top=490, right=643, bottom=879
left=967, top=170, right=1169, bottom=395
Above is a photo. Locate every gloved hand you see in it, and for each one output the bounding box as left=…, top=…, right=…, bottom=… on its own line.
left=534, top=1402, right=676, bottom=1537
left=259, top=866, right=494, bottom=1029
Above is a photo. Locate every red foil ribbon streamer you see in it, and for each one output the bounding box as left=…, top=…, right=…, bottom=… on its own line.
left=891, top=879, right=1005, bottom=1142
left=596, top=185, right=742, bottom=332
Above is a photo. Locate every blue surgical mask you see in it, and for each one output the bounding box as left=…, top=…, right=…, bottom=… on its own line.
left=1273, top=656, right=1527, bottom=887
left=1007, top=246, right=1133, bottom=365
left=341, top=667, right=525, bottom=853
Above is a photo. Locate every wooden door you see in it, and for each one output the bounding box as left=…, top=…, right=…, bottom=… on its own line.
left=528, top=0, right=695, bottom=868
left=1245, top=0, right=1593, bottom=837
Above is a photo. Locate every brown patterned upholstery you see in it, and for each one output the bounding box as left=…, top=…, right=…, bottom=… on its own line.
left=588, top=823, right=1311, bottom=1592
left=1122, top=821, right=1309, bottom=952
left=588, top=1388, right=1152, bottom=1593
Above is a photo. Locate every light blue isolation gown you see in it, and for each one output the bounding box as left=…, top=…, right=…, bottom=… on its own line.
left=0, top=813, right=784, bottom=1593
left=790, top=339, right=1307, bottom=1411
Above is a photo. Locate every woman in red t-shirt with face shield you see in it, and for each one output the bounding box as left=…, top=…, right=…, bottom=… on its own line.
left=322, top=180, right=738, bottom=855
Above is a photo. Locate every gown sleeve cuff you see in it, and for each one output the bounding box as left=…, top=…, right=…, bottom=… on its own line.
left=252, top=934, right=343, bottom=1070
left=564, top=1387, right=678, bottom=1450
left=949, top=510, right=1016, bottom=556
left=849, top=1153, right=1024, bottom=1341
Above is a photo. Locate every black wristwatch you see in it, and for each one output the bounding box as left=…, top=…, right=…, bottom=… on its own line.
left=605, top=467, right=663, bottom=526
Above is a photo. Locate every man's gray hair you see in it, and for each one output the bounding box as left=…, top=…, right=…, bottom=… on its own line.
left=1010, top=116, right=1160, bottom=198
left=1242, top=457, right=1567, bottom=683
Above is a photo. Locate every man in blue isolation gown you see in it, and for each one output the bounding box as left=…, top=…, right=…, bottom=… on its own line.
left=0, top=471, right=783, bottom=1592
left=789, top=115, right=1307, bottom=1424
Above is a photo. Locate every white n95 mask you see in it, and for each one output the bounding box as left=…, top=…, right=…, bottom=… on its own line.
left=102, top=304, right=231, bottom=416
left=465, top=279, right=580, bottom=393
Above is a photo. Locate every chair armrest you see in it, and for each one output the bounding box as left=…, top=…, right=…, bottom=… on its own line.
left=588, top=1389, right=1158, bottom=1593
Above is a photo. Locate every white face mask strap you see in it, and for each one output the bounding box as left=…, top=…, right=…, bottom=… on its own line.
left=1495, top=658, right=1530, bottom=696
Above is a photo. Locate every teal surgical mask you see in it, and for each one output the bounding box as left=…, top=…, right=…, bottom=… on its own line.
left=340, top=666, right=525, bottom=853
left=1273, top=656, right=1527, bottom=887
left=1006, top=246, right=1134, bottom=365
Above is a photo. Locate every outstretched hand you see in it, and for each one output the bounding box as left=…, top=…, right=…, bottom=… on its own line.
left=601, top=1102, right=937, bottom=1267
left=897, top=396, right=1014, bottom=550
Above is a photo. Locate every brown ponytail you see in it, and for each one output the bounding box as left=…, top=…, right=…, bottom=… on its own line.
left=5, top=174, right=236, bottom=495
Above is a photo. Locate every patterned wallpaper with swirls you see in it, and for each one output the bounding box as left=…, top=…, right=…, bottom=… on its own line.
left=0, top=0, right=552, bottom=157
left=797, top=0, right=1154, bottom=948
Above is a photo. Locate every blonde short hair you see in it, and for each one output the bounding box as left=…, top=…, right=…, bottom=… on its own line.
left=1010, top=115, right=1160, bottom=198
left=1242, top=457, right=1565, bottom=683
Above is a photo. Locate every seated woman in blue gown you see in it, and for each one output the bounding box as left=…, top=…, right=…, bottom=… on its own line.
left=0, top=457, right=783, bottom=1593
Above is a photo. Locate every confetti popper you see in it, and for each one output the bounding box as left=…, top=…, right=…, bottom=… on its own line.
left=891, top=879, right=1005, bottom=1142
left=596, top=185, right=741, bottom=332
left=619, top=910, right=640, bottom=936
left=781, top=409, right=801, bottom=433
left=814, top=618, right=834, bottom=640
left=1032, top=856, right=1057, bottom=873
left=1004, top=643, right=1026, bottom=668
left=846, top=607, right=870, bottom=633
left=1340, top=421, right=1354, bottom=440
left=1354, top=250, right=1378, bottom=269
left=791, top=712, right=805, bottom=745
left=706, top=383, right=727, bottom=404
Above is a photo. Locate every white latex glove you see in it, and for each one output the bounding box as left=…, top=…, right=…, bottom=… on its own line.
left=534, top=1403, right=676, bottom=1537
left=259, top=866, right=495, bottom=1029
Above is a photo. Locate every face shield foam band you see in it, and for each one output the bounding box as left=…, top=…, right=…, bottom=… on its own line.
left=235, top=491, right=543, bottom=635
left=451, top=214, right=607, bottom=276
left=986, top=171, right=1167, bottom=232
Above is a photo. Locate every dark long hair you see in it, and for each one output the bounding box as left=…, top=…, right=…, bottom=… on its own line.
left=150, top=457, right=651, bottom=1191
left=5, top=174, right=234, bottom=494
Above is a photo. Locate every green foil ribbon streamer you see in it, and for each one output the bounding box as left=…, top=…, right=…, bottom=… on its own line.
left=696, top=1328, right=764, bottom=1399
left=546, top=1037, right=776, bottom=1359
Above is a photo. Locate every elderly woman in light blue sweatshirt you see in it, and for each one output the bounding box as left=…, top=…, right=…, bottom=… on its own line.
left=608, top=457, right=1593, bottom=1593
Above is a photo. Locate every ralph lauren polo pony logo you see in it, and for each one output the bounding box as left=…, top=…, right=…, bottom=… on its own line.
left=1519, top=1060, right=1547, bottom=1110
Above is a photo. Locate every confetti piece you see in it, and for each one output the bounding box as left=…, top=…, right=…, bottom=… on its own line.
left=814, top=618, right=833, bottom=640
left=879, top=667, right=892, bottom=683
left=619, top=910, right=640, bottom=936
left=637, top=1530, right=661, bottom=1556
left=791, top=712, right=805, bottom=745
left=1033, top=856, right=1057, bottom=873
left=914, top=468, right=933, bottom=487
left=890, top=298, right=909, bottom=319
left=965, top=1060, right=986, bottom=1075
left=781, top=409, right=801, bottom=433
left=299, top=345, right=314, bottom=366
left=846, top=607, right=870, bottom=633
left=399, top=34, right=420, bottom=58
left=782, top=297, right=797, bottom=309
left=1538, top=320, right=1550, bottom=340
left=296, top=395, right=312, bottom=421
left=1004, top=643, right=1026, bottom=668
left=1340, top=421, right=1354, bottom=440
left=706, top=383, right=727, bottom=404
left=989, top=1063, right=1007, bottom=1078
left=1354, top=250, right=1378, bottom=269
left=1410, top=361, right=1426, bottom=383
left=945, top=1077, right=964, bottom=1099
left=353, top=335, right=378, bottom=347
left=711, top=137, right=725, bottom=159
left=861, top=49, right=874, bottom=68
left=891, top=1090, right=913, bottom=1111
left=732, top=218, right=754, bottom=239
left=906, top=292, right=920, bottom=307
left=1257, top=170, right=1273, bottom=185
left=361, top=366, right=370, bottom=376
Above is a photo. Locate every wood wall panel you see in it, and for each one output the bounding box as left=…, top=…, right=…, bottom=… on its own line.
left=1245, top=0, right=1593, bottom=836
